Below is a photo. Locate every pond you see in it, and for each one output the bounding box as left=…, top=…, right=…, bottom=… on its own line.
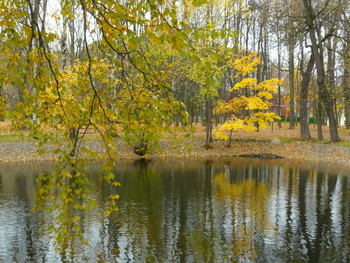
left=0, top=158, right=350, bottom=263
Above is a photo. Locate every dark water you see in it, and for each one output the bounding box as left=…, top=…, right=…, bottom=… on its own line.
left=1, top=159, right=350, bottom=263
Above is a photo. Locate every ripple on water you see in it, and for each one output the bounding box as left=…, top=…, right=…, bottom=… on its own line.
left=0, top=198, right=28, bottom=261
left=2, top=159, right=350, bottom=262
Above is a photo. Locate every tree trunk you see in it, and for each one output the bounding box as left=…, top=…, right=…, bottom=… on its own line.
left=343, top=30, right=350, bottom=128
left=277, top=22, right=282, bottom=128
left=0, top=86, right=4, bottom=121
left=61, top=1, right=68, bottom=71
left=288, top=27, right=296, bottom=129
left=303, top=0, right=340, bottom=142
left=28, top=0, right=42, bottom=127
left=316, top=95, right=323, bottom=140
left=344, top=67, right=350, bottom=128
left=299, top=55, right=314, bottom=139
left=327, top=38, right=337, bottom=126
left=204, top=95, right=213, bottom=149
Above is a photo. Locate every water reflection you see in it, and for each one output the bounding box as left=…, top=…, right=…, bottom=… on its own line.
left=1, top=159, right=350, bottom=262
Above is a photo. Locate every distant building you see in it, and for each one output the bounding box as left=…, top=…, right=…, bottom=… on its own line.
left=270, top=94, right=289, bottom=117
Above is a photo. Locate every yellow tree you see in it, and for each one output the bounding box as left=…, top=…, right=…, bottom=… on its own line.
left=214, top=52, right=282, bottom=146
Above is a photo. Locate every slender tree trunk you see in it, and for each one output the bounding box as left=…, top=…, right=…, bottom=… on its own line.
left=288, top=33, right=296, bottom=129
left=327, top=39, right=337, bottom=126
left=316, top=93, right=323, bottom=140
left=28, top=0, right=42, bottom=127
left=343, top=18, right=350, bottom=128
left=300, top=55, right=314, bottom=139
left=277, top=22, right=282, bottom=128
left=41, top=0, right=48, bottom=32
left=204, top=95, right=213, bottom=149
left=344, top=65, right=350, bottom=128
left=227, top=129, right=233, bottom=148
left=0, top=86, right=4, bottom=121
left=61, top=2, right=68, bottom=71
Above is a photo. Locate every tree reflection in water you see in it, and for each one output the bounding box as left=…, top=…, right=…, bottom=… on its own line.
left=1, top=159, right=350, bottom=262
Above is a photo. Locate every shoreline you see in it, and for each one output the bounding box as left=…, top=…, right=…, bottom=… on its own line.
left=2, top=138, right=350, bottom=169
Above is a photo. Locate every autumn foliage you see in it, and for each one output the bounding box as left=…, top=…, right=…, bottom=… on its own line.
left=214, top=53, right=282, bottom=141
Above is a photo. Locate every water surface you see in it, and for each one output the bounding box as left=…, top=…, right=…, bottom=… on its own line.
left=0, top=159, right=350, bottom=262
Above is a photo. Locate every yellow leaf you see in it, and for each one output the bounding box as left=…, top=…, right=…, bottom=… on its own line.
left=112, top=181, right=121, bottom=186
left=108, top=194, right=120, bottom=200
